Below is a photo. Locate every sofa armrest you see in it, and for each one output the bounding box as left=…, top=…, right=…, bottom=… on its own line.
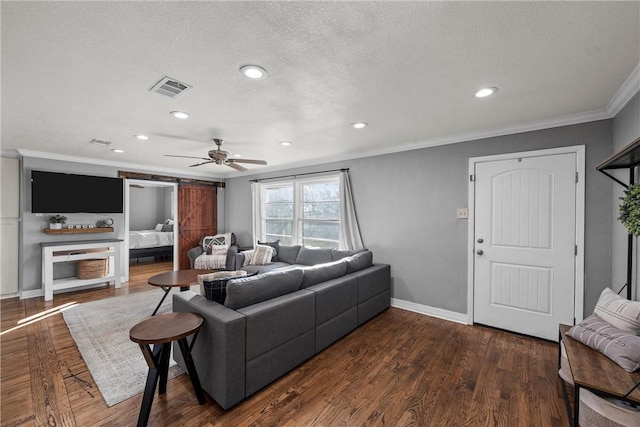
left=172, top=291, right=246, bottom=409
left=225, top=245, right=239, bottom=271
left=187, top=246, right=204, bottom=269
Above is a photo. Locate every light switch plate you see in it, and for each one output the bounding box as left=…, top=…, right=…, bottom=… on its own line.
left=457, top=208, right=469, bottom=219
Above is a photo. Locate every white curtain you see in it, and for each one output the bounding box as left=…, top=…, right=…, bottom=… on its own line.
left=251, top=182, right=263, bottom=248
left=339, top=170, right=364, bottom=250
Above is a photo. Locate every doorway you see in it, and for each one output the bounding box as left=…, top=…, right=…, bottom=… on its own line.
left=124, top=179, right=179, bottom=282
left=467, top=146, right=585, bottom=341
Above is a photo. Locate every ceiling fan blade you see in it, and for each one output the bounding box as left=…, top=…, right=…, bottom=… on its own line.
left=165, top=154, right=210, bottom=161
left=229, top=158, right=267, bottom=165
left=189, top=160, right=215, bottom=167
left=226, top=162, right=247, bottom=172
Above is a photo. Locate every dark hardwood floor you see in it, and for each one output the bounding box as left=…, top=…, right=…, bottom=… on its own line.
left=1, top=261, right=569, bottom=426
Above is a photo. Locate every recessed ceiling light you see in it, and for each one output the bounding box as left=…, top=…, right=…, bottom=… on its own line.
left=135, top=134, right=149, bottom=140
left=351, top=122, right=368, bottom=129
left=111, top=149, right=124, bottom=153
left=170, top=111, right=189, bottom=119
left=475, top=87, right=498, bottom=98
left=280, top=141, right=292, bottom=146
left=240, top=65, right=267, bottom=80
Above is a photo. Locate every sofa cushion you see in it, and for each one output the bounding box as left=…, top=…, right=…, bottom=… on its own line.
left=567, top=314, right=640, bottom=372
left=258, top=240, right=279, bottom=262
left=240, top=262, right=289, bottom=275
left=277, top=245, right=301, bottom=264
left=344, top=251, right=373, bottom=273
left=593, top=287, right=640, bottom=334
left=199, top=271, right=256, bottom=304
left=331, top=248, right=366, bottom=261
left=300, top=259, right=348, bottom=288
left=296, top=247, right=333, bottom=266
left=225, top=269, right=304, bottom=309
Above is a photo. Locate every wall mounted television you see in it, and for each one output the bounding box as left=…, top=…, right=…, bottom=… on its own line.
left=31, top=170, right=124, bottom=214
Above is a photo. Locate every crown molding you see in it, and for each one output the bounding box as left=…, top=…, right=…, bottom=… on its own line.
left=1, top=149, right=21, bottom=158
left=230, top=108, right=611, bottom=178
left=16, top=149, right=227, bottom=180
left=606, top=63, right=640, bottom=117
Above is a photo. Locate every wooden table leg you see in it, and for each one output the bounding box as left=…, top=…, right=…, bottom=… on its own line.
left=178, top=336, right=205, bottom=404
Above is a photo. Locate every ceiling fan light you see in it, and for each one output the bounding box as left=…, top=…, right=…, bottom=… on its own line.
left=233, top=154, right=242, bottom=157
left=475, top=87, right=498, bottom=98
left=170, top=111, right=189, bottom=119
left=240, top=65, right=267, bottom=80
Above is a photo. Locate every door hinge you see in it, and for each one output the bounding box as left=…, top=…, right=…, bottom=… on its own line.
left=575, top=172, right=579, bottom=183
left=470, top=174, right=475, bottom=182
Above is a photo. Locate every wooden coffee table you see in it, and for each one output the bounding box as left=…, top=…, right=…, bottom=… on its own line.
left=147, top=269, right=217, bottom=316
left=130, top=312, right=205, bottom=427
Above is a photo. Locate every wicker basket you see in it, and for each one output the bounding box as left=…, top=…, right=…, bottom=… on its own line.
left=77, top=259, right=108, bottom=280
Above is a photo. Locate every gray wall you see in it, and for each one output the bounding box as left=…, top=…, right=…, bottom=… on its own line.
left=129, top=186, right=172, bottom=230
left=225, top=120, right=613, bottom=315
left=611, top=92, right=640, bottom=297
left=20, top=156, right=223, bottom=293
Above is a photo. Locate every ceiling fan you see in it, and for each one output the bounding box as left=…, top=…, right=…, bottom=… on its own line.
left=165, top=138, right=267, bottom=171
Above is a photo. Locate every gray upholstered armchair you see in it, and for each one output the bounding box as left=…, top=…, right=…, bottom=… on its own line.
left=187, top=233, right=239, bottom=271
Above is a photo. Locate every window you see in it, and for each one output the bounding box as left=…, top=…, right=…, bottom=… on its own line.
left=261, top=176, right=341, bottom=248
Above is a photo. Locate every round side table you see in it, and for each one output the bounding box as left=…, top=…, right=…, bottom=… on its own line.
left=129, top=312, right=205, bottom=427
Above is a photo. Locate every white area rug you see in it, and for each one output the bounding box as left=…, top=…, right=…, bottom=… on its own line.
left=62, top=287, right=196, bottom=406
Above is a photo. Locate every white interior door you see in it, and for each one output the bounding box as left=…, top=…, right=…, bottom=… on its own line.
left=473, top=153, right=577, bottom=340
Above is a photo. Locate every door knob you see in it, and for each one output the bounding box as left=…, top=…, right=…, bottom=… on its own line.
left=476, top=249, right=484, bottom=255
left=477, top=238, right=484, bottom=243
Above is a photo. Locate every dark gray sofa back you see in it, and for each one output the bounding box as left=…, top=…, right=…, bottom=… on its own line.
left=277, top=245, right=301, bottom=264
left=295, top=246, right=333, bottom=265
left=300, top=259, right=348, bottom=288
left=225, top=269, right=303, bottom=309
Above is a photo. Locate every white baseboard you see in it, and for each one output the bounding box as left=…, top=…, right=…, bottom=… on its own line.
left=391, top=298, right=469, bottom=325
left=20, top=289, right=44, bottom=299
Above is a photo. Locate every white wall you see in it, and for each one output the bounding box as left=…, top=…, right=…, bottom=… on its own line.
left=129, top=186, right=171, bottom=230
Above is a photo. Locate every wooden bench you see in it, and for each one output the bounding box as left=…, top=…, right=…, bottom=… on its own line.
left=558, top=324, right=640, bottom=426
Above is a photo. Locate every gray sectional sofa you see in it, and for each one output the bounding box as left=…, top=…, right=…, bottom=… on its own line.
left=172, top=245, right=391, bottom=410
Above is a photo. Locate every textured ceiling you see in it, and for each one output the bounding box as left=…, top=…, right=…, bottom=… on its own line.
left=2, top=1, right=639, bottom=178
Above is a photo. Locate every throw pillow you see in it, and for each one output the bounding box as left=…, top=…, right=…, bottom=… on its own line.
left=567, top=314, right=640, bottom=372
left=199, top=271, right=254, bottom=304
left=242, top=245, right=276, bottom=266
left=154, top=223, right=163, bottom=232
left=202, top=234, right=228, bottom=252
left=258, top=240, right=279, bottom=262
left=593, top=287, right=640, bottom=335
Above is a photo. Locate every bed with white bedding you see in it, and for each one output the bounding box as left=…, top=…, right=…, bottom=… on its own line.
left=129, top=229, right=174, bottom=261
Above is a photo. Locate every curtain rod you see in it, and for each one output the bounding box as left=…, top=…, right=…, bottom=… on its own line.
left=250, top=168, right=349, bottom=183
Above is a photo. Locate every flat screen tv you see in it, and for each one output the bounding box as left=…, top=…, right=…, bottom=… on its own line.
left=31, top=171, right=124, bottom=213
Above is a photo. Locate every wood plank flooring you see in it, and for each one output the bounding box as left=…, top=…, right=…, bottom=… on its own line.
left=1, top=261, right=570, bottom=426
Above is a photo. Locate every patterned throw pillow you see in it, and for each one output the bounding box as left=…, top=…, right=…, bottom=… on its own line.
left=257, top=240, right=279, bottom=262
left=198, top=270, right=252, bottom=304
left=593, top=287, right=640, bottom=335
left=242, top=245, right=276, bottom=266
left=202, top=234, right=228, bottom=253
left=567, top=314, right=640, bottom=372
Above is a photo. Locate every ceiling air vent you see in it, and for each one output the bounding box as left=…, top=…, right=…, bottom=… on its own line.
left=89, top=138, right=112, bottom=146
left=149, top=76, right=192, bottom=98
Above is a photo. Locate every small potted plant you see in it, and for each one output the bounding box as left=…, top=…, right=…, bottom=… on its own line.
left=619, top=184, right=640, bottom=236
left=48, top=215, right=67, bottom=229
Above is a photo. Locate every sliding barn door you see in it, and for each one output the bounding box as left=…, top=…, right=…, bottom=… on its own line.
left=178, top=184, right=217, bottom=269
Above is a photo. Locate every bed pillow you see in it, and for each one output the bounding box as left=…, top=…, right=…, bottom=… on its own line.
left=593, top=287, right=640, bottom=335
left=567, top=314, right=640, bottom=372
left=161, top=223, right=173, bottom=232
left=154, top=223, right=163, bottom=232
